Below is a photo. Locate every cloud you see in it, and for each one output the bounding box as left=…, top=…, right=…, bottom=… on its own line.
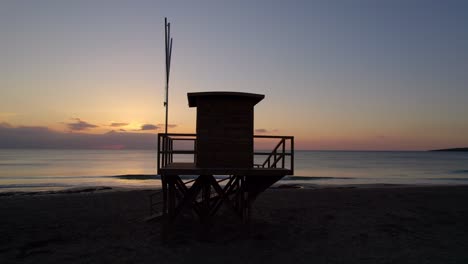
left=110, top=122, right=129, bottom=127
left=157, top=123, right=177, bottom=128
left=0, top=123, right=157, bottom=149
left=0, top=122, right=13, bottom=128
left=255, top=128, right=279, bottom=134
left=140, top=124, right=159, bottom=131
left=66, top=118, right=98, bottom=131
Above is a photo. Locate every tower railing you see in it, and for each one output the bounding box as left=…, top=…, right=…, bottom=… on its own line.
left=253, top=135, right=294, bottom=172
left=157, top=133, right=294, bottom=174
left=157, top=133, right=196, bottom=172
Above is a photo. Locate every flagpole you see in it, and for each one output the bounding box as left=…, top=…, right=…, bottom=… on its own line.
left=163, top=17, right=173, bottom=135
left=164, top=18, right=168, bottom=134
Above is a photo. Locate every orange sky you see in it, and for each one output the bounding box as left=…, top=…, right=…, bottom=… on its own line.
left=1, top=1, right=468, bottom=150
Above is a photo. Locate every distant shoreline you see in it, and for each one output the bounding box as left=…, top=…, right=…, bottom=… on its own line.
left=430, top=147, right=468, bottom=152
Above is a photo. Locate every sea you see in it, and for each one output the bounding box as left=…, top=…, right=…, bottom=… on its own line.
left=1, top=149, right=468, bottom=193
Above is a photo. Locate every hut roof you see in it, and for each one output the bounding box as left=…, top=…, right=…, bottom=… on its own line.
left=187, top=91, right=264, bottom=107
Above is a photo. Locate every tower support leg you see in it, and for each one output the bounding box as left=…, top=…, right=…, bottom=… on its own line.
left=161, top=174, right=259, bottom=241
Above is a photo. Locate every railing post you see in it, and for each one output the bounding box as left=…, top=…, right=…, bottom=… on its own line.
left=157, top=134, right=161, bottom=173
left=282, top=138, right=285, bottom=169
left=291, top=137, right=294, bottom=174
left=169, top=138, right=173, bottom=163
left=161, top=134, right=166, bottom=167
left=273, top=150, right=276, bottom=168
left=167, top=136, right=170, bottom=166
left=194, top=137, right=197, bottom=164
left=163, top=135, right=168, bottom=167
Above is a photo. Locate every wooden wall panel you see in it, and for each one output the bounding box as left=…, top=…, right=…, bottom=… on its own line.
left=195, top=97, right=255, bottom=168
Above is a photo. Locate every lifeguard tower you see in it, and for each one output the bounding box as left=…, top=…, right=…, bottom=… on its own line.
left=156, top=91, right=294, bottom=237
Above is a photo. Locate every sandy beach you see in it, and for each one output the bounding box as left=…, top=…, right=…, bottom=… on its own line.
left=1, top=185, right=468, bottom=263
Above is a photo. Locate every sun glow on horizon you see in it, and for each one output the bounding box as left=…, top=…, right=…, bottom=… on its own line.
left=1, top=1, right=468, bottom=150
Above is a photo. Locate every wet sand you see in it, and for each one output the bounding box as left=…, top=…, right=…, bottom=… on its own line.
left=1, top=185, right=468, bottom=263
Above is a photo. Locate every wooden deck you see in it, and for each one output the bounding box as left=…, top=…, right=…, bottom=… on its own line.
left=159, top=162, right=292, bottom=176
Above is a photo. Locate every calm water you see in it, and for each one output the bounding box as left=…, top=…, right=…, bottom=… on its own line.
left=1, top=149, right=468, bottom=192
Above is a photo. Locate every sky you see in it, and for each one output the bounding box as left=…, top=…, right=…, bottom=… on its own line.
left=1, top=0, right=467, bottom=150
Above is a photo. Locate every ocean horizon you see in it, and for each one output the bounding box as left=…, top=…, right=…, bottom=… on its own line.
left=1, top=149, right=468, bottom=193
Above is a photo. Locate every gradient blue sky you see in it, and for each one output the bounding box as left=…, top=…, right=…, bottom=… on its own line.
left=1, top=0, right=467, bottom=150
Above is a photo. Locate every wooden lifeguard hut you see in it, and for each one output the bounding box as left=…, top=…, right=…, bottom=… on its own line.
left=156, top=91, right=294, bottom=237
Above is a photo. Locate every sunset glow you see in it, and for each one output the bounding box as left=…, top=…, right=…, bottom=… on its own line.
left=1, top=0, right=467, bottom=150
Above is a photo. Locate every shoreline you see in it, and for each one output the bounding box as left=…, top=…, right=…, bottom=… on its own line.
left=2, top=181, right=468, bottom=197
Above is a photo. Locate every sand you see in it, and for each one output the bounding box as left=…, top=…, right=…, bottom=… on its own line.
left=1, top=185, right=468, bottom=263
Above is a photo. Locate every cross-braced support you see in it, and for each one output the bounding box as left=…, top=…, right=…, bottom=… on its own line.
left=161, top=174, right=253, bottom=240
